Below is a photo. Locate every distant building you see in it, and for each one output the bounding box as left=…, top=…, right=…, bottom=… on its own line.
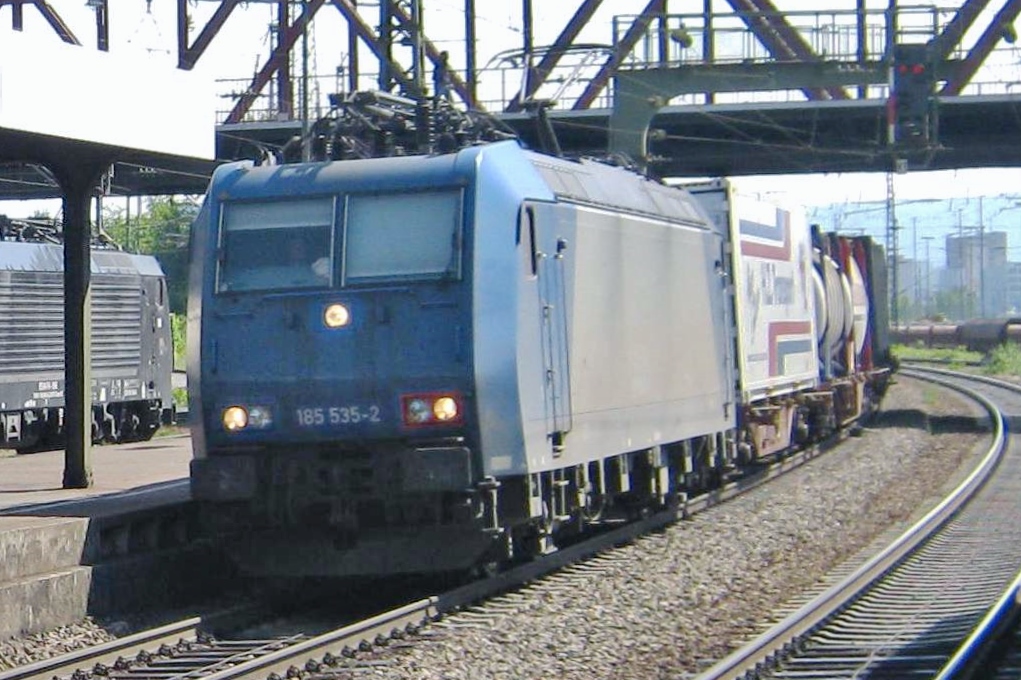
left=945, top=230, right=1009, bottom=318
left=897, top=257, right=921, bottom=312
left=1006, top=262, right=1021, bottom=315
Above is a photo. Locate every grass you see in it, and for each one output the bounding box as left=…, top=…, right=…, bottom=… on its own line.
left=891, top=343, right=983, bottom=368
left=892, top=341, right=1021, bottom=378
left=983, top=342, right=1021, bottom=376
left=155, top=424, right=189, bottom=438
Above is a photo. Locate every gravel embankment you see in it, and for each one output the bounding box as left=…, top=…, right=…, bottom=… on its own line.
left=338, top=375, right=987, bottom=679
left=0, top=375, right=988, bottom=678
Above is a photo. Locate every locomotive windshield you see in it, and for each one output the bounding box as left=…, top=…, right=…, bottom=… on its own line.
left=343, top=190, right=462, bottom=284
left=215, top=189, right=462, bottom=293
left=217, top=198, right=335, bottom=293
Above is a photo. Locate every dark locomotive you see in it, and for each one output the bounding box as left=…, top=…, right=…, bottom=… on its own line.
left=188, top=93, right=892, bottom=578
left=0, top=217, right=174, bottom=451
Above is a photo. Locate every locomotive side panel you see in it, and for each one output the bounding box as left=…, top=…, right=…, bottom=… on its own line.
left=139, top=272, right=173, bottom=421
left=470, top=144, right=557, bottom=479
left=0, top=243, right=172, bottom=448
left=522, top=202, right=734, bottom=471
left=471, top=145, right=736, bottom=479
left=0, top=266, right=65, bottom=443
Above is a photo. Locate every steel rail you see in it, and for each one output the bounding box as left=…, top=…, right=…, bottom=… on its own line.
left=934, top=571, right=1021, bottom=679
left=693, top=368, right=1005, bottom=680
left=0, top=605, right=275, bottom=680
left=923, top=367, right=1021, bottom=680
left=0, top=618, right=208, bottom=680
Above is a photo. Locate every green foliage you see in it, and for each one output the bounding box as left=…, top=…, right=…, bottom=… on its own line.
left=932, top=288, right=977, bottom=322
left=173, top=387, right=189, bottom=412
left=170, top=314, right=189, bottom=411
left=897, top=294, right=925, bottom=324
left=894, top=341, right=1021, bottom=376
left=101, top=195, right=198, bottom=253
left=984, top=342, right=1021, bottom=376
left=102, top=196, right=199, bottom=314
left=171, top=313, right=187, bottom=372
left=157, top=249, right=190, bottom=313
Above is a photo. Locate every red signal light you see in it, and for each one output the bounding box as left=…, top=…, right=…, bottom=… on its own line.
left=897, top=63, right=925, bottom=76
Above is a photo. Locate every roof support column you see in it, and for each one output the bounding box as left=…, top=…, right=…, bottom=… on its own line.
left=53, top=161, right=108, bottom=489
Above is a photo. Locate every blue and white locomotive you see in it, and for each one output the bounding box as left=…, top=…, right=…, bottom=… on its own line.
left=188, top=138, right=889, bottom=577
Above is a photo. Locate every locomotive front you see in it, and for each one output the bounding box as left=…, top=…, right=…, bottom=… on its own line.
left=188, top=153, right=495, bottom=575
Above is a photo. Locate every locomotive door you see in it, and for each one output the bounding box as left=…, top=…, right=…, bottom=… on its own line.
left=526, top=203, right=572, bottom=452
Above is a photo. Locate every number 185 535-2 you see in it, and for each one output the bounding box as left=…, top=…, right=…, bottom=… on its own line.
left=296, top=405, right=382, bottom=427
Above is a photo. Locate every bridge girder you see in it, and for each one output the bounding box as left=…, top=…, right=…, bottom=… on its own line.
left=607, top=61, right=892, bottom=171
left=10, top=1, right=1018, bottom=113
left=4, top=1, right=1021, bottom=183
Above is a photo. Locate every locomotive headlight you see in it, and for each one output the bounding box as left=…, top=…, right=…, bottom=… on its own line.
left=433, top=396, right=458, bottom=421
left=401, top=392, right=464, bottom=427
left=323, top=303, right=351, bottom=328
left=222, top=405, right=273, bottom=432
left=222, top=406, right=248, bottom=431
left=247, top=405, right=274, bottom=429
left=404, top=398, right=432, bottom=424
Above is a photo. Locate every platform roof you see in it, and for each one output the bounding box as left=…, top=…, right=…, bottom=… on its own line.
left=0, top=30, right=215, bottom=169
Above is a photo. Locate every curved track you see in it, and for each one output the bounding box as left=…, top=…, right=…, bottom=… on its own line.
left=697, top=367, right=1021, bottom=680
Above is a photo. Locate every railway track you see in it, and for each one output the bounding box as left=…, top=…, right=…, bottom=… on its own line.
left=696, top=366, right=1021, bottom=680
left=964, top=581, right=1021, bottom=679
left=0, top=419, right=865, bottom=680
left=0, top=613, right=251, bottom=680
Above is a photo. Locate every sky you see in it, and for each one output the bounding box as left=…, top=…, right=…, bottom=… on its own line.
left=4, top=1, right=1021, bottom=210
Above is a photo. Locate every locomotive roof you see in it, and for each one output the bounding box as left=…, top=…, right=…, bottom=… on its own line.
left=208, top=151, right=466, bottom=200
left=208, top=142, right=714, bottom=233
left=523, top=150, right=711, bottom=228
left=0, top=241, right=164, bottom=276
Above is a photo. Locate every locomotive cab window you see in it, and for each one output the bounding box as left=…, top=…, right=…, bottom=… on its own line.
left=217, top=198, right=335, bottom=293
left=343, top=190, right=462, bottom=284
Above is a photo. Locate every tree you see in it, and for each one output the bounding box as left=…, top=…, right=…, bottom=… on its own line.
left=101, top=195, right=200, bottom=314
left=934, top=287, right=973, bottom=323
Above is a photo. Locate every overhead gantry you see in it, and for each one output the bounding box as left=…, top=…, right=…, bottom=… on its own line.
left=606, top=0, right=1021, bottom=173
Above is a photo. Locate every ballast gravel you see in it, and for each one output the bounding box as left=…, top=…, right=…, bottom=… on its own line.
left=0, top=375, right=989, bottom=678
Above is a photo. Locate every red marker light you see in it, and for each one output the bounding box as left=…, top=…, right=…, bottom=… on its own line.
left=896, top=63, right=926, bottom=76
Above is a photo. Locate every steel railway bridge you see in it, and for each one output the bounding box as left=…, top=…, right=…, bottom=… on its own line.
left=3, top=0, right=1021, bottom=194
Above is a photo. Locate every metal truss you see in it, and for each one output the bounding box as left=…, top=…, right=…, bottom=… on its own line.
left=4, top=1, right=1021, bottom=123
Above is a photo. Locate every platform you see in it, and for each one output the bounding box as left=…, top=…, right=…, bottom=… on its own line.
left=0, top=432, right=192, bottom=513
left=0, top=433, right=200, bottom=638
